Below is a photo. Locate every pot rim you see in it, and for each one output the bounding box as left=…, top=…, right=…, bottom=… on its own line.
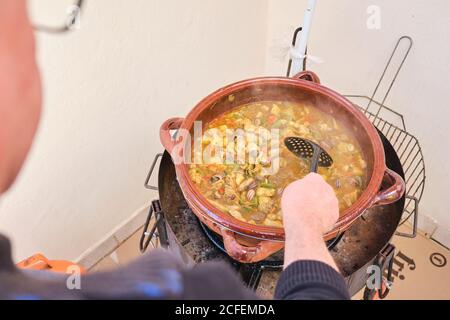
left=172, top=76, right=386, bottom=241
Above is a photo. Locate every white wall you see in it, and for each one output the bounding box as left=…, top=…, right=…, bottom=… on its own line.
left=264, top=0, right=450, bottom=244
left=0, top=0, right=268, bottom=261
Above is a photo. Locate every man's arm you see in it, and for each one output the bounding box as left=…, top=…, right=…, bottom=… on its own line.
left=275, top=173, right=350, bottom=300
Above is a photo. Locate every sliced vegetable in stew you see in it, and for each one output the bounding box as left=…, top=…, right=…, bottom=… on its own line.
left=188, top=101, right=367, bottom=228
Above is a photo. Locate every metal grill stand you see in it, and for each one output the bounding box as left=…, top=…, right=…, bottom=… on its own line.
left=142, top=36, right=425, bottom=300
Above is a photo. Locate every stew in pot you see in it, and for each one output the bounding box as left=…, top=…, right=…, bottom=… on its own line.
left=188, top=101, right=367, bottom=227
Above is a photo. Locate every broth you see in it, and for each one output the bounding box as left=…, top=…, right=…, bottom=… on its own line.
left=188, top=101, right=367, bottom=227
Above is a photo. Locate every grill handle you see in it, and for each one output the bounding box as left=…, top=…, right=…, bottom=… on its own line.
left=220, top=228, right=284, bottom=264
left=144, top=153, right=163, bottom=190
left=372, top=168, right=406, bottom=207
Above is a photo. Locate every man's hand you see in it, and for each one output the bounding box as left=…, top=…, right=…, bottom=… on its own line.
left=282, top=173, right=339, bottom=237
left=281, top=173, right=340, bottom=271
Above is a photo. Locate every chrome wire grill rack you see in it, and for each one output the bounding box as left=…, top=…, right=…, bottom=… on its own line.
left=344, top=36, right=425, bottom=237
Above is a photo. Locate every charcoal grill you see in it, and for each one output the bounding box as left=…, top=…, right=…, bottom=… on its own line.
left=141, top=36, right=425, bottom=299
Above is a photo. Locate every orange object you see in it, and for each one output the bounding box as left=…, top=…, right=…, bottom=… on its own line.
left=267, top=114, right=277, bottom=125
left=17, top=253, right=86, bottom=274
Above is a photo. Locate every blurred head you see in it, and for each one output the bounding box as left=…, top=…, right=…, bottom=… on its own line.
left=0, top=0, right=42, bottom=193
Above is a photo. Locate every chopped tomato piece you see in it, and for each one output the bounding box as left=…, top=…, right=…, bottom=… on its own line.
left=267, top=114, right=277, bottom=125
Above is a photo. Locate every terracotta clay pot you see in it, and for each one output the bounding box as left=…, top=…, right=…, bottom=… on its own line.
left=160, top=71, right=405, bottom=263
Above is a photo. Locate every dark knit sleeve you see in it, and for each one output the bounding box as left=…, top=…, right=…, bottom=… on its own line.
left=181, top=261, right=259, bottom=300
left=80, top=250, right=259, bottom=300
left=275, top=260, right=350, bottom=300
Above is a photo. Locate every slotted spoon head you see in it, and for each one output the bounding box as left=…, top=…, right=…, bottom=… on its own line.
left=284, top=137, right=333, bottom=171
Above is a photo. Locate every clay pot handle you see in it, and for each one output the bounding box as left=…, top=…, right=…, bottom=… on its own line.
left=220, top=228, right=284, bottom=263
left=292, top=70, right=321, bottom=84
left=159, top=117, right=184, bottom=154
left=372, top=168, right=406, bottom=207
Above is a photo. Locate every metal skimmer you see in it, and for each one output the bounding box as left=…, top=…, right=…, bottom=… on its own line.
left=284, top=137, right=333, bottom=172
